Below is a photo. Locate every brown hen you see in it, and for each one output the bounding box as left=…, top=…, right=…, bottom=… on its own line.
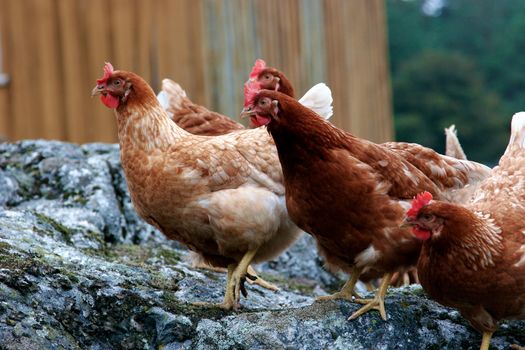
left=92, top=63, right=304, bottom=310
left=246, top=89, right=490, bottom=320
left=405, top=112, right=525, bottom=350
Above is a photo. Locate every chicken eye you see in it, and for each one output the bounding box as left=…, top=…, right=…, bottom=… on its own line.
left=259, top=99, right=267, bottom=106
left=264, top=74, right=271, bottom=80
left=421, top=214, right=433, bottom=221
left=113, top=80, right=121, bottom=86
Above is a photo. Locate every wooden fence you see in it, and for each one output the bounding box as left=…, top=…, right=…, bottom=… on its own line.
left=0, top=0, right=392, bottom=144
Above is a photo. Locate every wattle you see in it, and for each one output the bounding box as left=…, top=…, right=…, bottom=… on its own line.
left=250, top=115, right=271, bottom=127
left=412, top=227, right=431, bottom=240
left=100, top=93, right=120, bottom=109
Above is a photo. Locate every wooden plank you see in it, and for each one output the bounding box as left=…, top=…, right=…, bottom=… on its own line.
left=201, top=0, right=227, bottom=113
left=136, top=0, right=153, bottom=83
left=83, top=0, right=116, bottom=142
left=370, top=0, right=393, bottom=142
left=33, top=0, right=65, bottom=140
left=299, top=0, right=327, bottom=90
left=186, top=0, right=207, bottom=105
left=322, top=0, right=392, bottom=142
left=0, top=0, right=10, bottom=141
left=58, top=0, right=88, bottom=143
left=111, top=0, right=135, bottom=71
left=7, top=0, right=40, bottom=140
left=174, top=0, right=198, bottom=94
left=156, top=0, right=178, bottom=90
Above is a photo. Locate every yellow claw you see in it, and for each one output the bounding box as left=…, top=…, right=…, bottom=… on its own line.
left=348, top=273, right=391, bottom=321
left=316, top=266, right=364, bottom=301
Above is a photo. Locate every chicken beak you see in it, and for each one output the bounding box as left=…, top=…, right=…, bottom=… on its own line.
left=91, top=84, right=105, bottom=97
left=274, top=77, right=280, bottom=91
left=240, top=107, right=256, bottom=119
left=400, top=216, right=415, bottom=229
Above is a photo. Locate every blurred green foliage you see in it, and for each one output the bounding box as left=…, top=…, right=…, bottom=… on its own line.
left=387, top=0, right=525, bottom=164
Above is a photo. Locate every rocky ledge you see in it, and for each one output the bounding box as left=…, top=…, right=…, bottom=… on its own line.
left=0, top=140, right=523, bottom=350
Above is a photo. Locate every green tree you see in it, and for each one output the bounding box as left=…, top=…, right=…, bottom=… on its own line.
left=393, top=51, right=507, bottom=164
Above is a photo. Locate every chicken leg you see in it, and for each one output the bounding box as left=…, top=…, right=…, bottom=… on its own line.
left=316, top=266, right=363, bottom=301
left=193, top=263, right=237, bottom=309
left=230, top=249, right=259, bottom=306
left=217, top=264, right=238, bottom=309
left=479, top=331, right=493, bottom=350
left=349, top=272, right=392, bottom=321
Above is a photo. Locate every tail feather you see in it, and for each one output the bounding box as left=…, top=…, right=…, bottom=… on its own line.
left=298, top=83, right=333, bottom=120
left=505, top=112, right=525, bottom=154
left=156, top=90, right=169, bottom=110
left=157, top=79, right=188, bottom=112
left=444, top=124, right=467, bottom=160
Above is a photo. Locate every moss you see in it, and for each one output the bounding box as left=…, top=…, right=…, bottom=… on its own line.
left=148, top=272, right=178, bottom=291
left=399, top=300, right=410, bottom=309
left=61, top=270, right=80, bottom=284
left=0, top=242, right=32, bottom=270
left=90, top=244, right=181, bottom=270
left=63, top=191, right=88, bottom=205
left=33, top=212, right=74, bottom=244
left=162, top=297, right=231, bottom=321
left=157, top=248, right=180, bottom=265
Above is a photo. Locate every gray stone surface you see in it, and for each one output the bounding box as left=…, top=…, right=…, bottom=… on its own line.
left=0, top=140, right=523, bottom=349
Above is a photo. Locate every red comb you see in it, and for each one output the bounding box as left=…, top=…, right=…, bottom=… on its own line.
left=243, top=80, right=261, bottom=107
left=96, top=62, right=114, bottom=84
left=407, top=191, right=433, bottom=219
left=249, top=59, right=267, bottom=79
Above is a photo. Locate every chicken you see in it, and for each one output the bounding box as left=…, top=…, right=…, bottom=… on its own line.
left=245, top=89, right=491, bottom=320
left=157, top=81, right=278, bottom=292
left=403, top=112, right=525, bottom=350
left=92, top=62, right=308, bottom=310
left=154, top=66, right=332, bottom=291
left=156, top=59, right=332, bottom=136
left=244, top=63, right=485, bottom=290
left=246, top=59, right=297, bottom=98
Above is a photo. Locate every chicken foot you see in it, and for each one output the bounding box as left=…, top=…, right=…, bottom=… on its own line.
left=316, top=266, right=364, bottom=301
left=390, top=268, right=419, bottom=287
left=246, top=265, right=280, bottom=291
left=193, top=262, right=279, bottom=292
left=230, top=249, right=259, bottom=307
left=479, top=331, right=493, bottom=350
left=349, top=272, right=392, bottom=321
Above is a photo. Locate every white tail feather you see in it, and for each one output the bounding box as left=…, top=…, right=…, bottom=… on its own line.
left=298, top=83, right=333, bottom=120
left=505, top=112, right=525, bottom=154
left=157, top=91, right=170, bottom=110
left=444, top=124, right=467, bottom=160
left=157, top=79, right=188, bottom=112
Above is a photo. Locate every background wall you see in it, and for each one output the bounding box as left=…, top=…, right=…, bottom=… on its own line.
left=0, top=0, right=392, bottom=144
